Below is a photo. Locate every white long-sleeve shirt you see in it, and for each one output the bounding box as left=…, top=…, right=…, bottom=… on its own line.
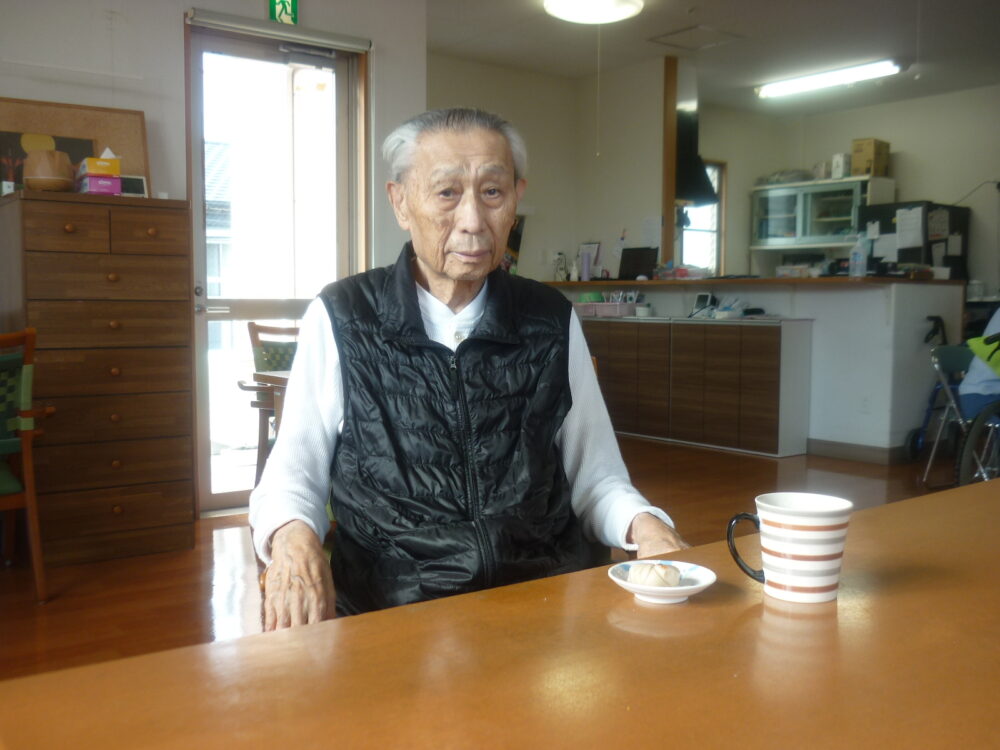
left=249, top=279, right=673, bottom=563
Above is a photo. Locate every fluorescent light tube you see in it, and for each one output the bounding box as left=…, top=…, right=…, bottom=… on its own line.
left=543, top=0, right=643, bottom=25
left=757, top=60, right=901, bottom=98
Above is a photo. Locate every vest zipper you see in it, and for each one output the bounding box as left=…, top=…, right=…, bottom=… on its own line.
left=450, top=354, right=496, bottom=588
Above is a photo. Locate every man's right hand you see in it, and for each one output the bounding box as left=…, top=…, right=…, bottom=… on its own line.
left=262, top=520, right=336, bottom=631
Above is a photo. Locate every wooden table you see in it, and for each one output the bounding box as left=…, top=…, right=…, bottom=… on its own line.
left=1, top=482, right=997, bottom=748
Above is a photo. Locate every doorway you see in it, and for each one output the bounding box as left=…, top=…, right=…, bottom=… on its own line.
left=187, top=25, right=366, bottom=512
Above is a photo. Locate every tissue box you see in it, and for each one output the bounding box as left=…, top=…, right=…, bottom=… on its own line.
left=850, top=139, right=890, bottom=176
left=76, top=157, right=121, bottom=178
left=77, top=175, right=122, bottom=195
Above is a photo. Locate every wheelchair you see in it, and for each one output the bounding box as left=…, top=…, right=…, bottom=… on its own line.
left=955, top=331, right=1000, bottom=485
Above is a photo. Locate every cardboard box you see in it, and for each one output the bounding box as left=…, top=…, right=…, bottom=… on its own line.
left=77, top=175, right=122, bottom=195
left=76, top=157, right=121, bottom=178
left=851, top=138, right=890, bottom=176
left=831, top=152, right=851, bottom=179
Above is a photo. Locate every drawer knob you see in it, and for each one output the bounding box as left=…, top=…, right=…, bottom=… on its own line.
left=109, top=367, right=121, bottom=377
left=108, top=320, right=121, bottom=330
left=107, top=272, right=120, bottom=283
left=109, top=413, right=122, bottom=423
left=146, top=226, right=159, bottom=238
left=112, top=505, right=124, bottom=515
left=110, top=459, right=122, bottom=469
left=63, top=223, right=77, bottom=234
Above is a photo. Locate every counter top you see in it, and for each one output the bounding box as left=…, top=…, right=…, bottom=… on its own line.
left=550, top=276, right=964, bottom=288
left=578, top=315, right=807, bottom=325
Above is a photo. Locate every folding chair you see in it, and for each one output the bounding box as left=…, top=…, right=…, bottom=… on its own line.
left=920, top=345, right=974, bottom=486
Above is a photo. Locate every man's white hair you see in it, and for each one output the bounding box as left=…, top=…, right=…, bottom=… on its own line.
left=381, top=107, right=528, bottom=183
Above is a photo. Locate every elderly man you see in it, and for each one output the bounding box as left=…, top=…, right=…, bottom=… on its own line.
left=250, top=107, right=688, bottom=630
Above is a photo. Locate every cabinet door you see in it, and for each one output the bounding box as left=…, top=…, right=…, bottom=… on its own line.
left=581, top=320, right=637, bottom=433
left=801, top=182, right=861, bottom=243
left=703, top=325, right=741, bottom=448
left=634, top=323, right=670, bottom=438
left=739, top=326, right=781, bottom=453
left=752, top=189, right=798, bottom=246
left=670, top=324, right=704, bottom=442
left=603, top=323, right=638, bottom=433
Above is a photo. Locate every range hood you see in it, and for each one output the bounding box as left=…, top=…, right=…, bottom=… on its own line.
left=674, top=59, right=717, bottom=206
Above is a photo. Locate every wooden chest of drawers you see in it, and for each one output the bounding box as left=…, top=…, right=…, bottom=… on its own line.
left=0, top=191, right=195, bottom=565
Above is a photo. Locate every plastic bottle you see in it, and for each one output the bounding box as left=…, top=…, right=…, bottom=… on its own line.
left=848, top=239, right=867, bottom=278
left=569, top=259, right=580, bottom=282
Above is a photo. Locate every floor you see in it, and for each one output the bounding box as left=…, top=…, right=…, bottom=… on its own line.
left=0, top=437, right=954, bottom=682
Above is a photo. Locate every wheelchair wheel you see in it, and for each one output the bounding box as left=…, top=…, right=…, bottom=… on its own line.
left=955, top=400, right=1000, bottom=485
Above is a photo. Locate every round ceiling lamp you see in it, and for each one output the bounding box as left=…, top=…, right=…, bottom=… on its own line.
left=543, top=0, right=644, bottom=24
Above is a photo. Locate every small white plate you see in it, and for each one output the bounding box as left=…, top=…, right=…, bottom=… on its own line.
left=608, top=560, right=717, bottom=604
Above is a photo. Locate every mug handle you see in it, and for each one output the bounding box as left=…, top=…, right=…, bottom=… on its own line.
left=727, top=512, right=765, bottom=583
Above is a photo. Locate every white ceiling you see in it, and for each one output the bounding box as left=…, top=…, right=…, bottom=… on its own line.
left=427, top=0, right=1000, bottom=115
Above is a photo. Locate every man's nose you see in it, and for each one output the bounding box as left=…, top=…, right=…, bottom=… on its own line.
left=455, top=192, right=487, bottom=233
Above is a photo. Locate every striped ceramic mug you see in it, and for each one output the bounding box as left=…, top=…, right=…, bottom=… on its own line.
left=727, top=492, right=854, bottom=603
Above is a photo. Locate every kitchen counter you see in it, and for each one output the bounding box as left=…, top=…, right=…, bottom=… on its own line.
left=553, top=278, right=964, bottom=463
left=551, top=276, right=965, bottom=288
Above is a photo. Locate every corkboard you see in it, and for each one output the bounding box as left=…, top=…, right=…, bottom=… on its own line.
left=0, top=97, right=150, bottom=191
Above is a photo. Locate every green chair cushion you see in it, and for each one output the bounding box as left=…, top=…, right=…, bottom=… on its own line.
left=0, top=462, right=23, bottom=494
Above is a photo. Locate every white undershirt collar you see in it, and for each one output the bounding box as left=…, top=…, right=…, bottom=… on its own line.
left=415, top=279, right=489, bottom=350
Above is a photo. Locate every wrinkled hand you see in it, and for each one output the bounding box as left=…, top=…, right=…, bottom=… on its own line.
left=628, top=512, right=691, bottom=559
left=262, top=520, right=336, bottom=631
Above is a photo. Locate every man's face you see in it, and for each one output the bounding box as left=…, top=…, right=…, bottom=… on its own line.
left=388, top=128, right=526, bottom=286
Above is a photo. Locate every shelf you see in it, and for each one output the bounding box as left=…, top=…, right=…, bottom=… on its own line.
left=812, top=216, right=852, bottom=222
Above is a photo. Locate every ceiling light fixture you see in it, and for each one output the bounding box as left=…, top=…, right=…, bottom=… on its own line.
left=756, top=59, right=902, bottom=99
left=543, top=0, right=643, bottom=25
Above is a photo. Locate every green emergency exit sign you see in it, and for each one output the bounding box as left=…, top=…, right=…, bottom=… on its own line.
left=269, top=0, right=297, bottom=25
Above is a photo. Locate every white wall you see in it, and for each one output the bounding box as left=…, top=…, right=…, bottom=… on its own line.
left=574, top=59, right=664, bottom=278
left=427, top=53, right=578, bottom=281
left=0, top=0, right=427, bottom=264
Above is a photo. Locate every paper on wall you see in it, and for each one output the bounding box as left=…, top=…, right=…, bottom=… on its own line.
left=896, top=207, right=924, bottom=248
left=866, top=220, right=880, bottom=239
left=874, top=233, right=898, bottom=262
left=927, top=208, right=949, bottom=239
left=947, top=234, right=963, bottom=256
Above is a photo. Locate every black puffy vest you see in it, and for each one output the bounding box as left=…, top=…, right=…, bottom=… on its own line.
left=319, top=245, right=605, bottom=615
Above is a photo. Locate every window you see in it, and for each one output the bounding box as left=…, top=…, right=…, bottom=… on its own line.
left=680, top=161, right=725, bottom=274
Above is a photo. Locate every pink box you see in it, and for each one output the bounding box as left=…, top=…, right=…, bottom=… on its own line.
left=77, top=175, right=122, bottom=195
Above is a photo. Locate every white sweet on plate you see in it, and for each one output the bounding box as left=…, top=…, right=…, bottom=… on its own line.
left=627, top=561, right=681, bottom=587
left=608, top=561, right=717, bottom=604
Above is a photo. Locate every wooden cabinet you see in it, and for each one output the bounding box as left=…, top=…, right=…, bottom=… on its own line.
left=582, top=318, right=810, bottom=456
left=582, top=321, right=670, bottom=438
left=0, top=192, right=195, bottom=565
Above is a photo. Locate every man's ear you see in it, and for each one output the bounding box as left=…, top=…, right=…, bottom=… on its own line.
left=515, top=178, right=527, bottom=203
left=386, top=181, right=410, bottom=230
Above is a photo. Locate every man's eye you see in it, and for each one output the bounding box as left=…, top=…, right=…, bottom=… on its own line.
left=484, top=187, right=501, bottom=198
left=438, top=189, right=455, bottom=199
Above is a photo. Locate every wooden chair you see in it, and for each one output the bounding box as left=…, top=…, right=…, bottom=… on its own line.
left=238, top=323, right=298, bottom=486
left=0, top=328, right=54, bottom=603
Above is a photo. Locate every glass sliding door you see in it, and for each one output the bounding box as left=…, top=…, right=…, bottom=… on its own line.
left=188, top=27, right=364, bottom=512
